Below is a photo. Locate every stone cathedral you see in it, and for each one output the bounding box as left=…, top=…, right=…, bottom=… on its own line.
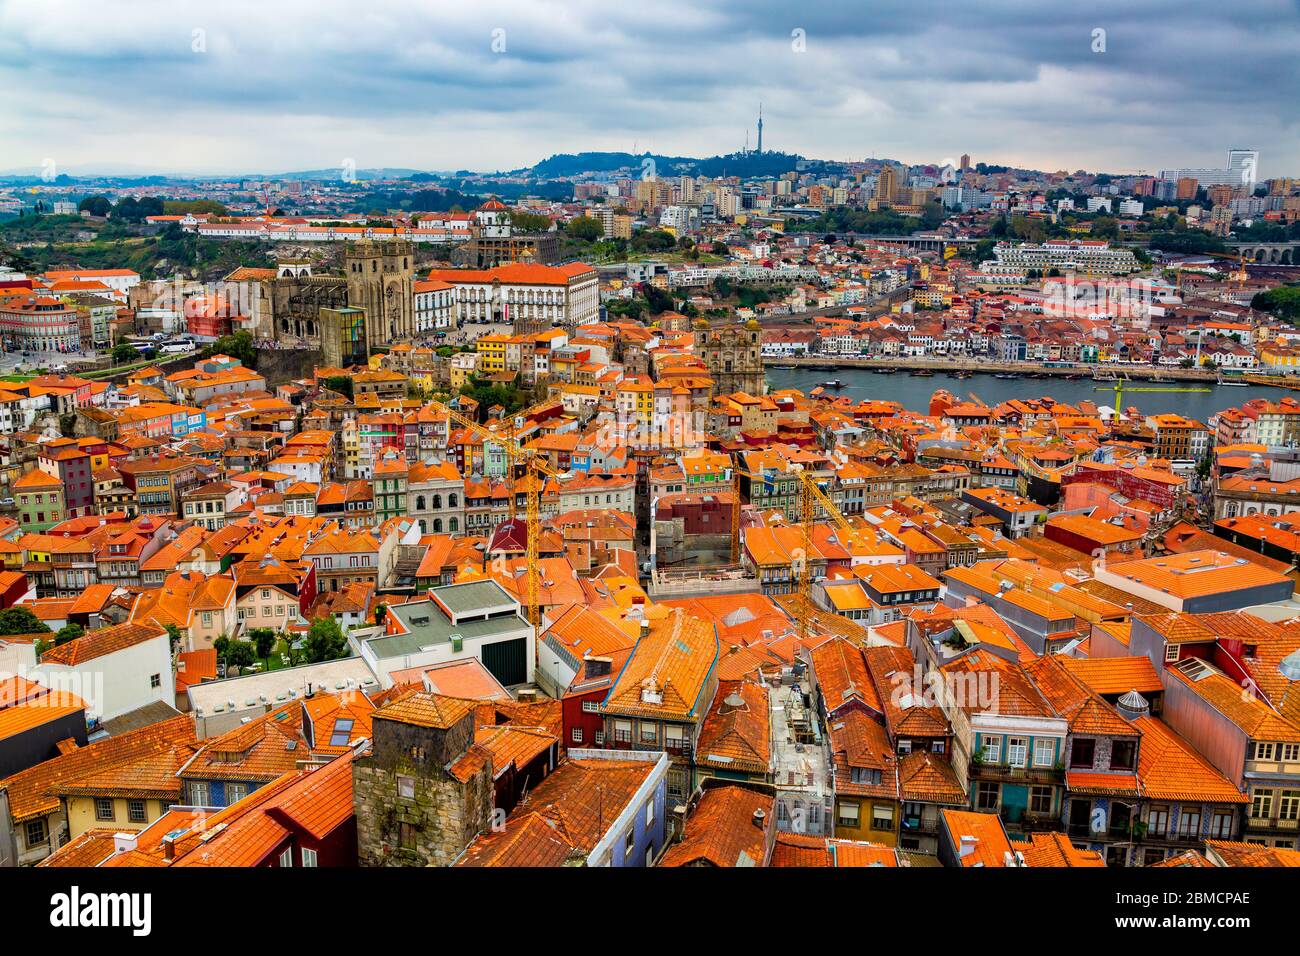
left=244, top=240, right=415, bottom=361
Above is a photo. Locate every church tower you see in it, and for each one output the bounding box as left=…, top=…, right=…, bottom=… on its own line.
left=345, top=239, right=415, bottom=352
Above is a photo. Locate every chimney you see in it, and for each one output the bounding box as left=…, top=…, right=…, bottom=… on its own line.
left=752, top=808, right=767, bottom=829
left=959, top=834, right=978, bottom=859
left=585, top=655, right=612, bottom=677
left=640, top=618, right=651, bottom=639
left=162, top=835, right=177, bottom=862
left=113, top=832, right=138, bottom=855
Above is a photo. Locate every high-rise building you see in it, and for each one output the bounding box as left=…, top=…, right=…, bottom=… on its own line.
left=756, top=103, right=764, bottom=154
left=960, top=154, right=971, bottom=172
left=875, top=165, right=898, bottom=205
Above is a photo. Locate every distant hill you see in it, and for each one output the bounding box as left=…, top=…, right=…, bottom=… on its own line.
left=526, top=150, right=812, bottom=179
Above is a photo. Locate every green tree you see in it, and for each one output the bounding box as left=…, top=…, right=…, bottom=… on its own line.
left=54, top=622, right=84, bottom=646
left=323, top=375, right=354, bottom=400
left=304, top=617, right=349, bottom=664
left=111, top=342, right=140, bottom=364
left=206, top=329, right=256, bottom=367
left=225, top=640, right=256, bottom=671
left=0, top=607, right=51, bottom=635
left=250, top=627, right=278, bottom=668
left=508, top=211, right=553, bottom=233
left=78, top=195, right=112, bottom=217
left=564, top=216, right=602, bottom=241
left=163, top=622, right=183, bottom=651
left=1252, top=287, right=1300, bottom=323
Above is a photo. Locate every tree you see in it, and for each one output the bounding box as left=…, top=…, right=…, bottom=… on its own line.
left=78, top=195, right=112, bottom=217
left=54, top=622, right=84, bottom=646
left=304, top=617, right=349, bottom=664
left=225, top=640, right=256, bottom=672
left=323, top=375, right=354, bottom=400
left=0, top=607, right=51, bottom=635
left=250, top=627, right=277, bottom=667
left=111, top=342, right=140, bottom=364
left=1252, top=287, right=1300, bottom=323
left=163, top=622, right=183, bottom=651
left=508, top=211, right=553, bottom=233
left=206, top=329, right=256, bottom=367
left=564, top=216, right=602, bottom=241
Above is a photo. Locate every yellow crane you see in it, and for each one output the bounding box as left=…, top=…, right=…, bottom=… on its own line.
left=443, top=396, right=561, bottom=520
left=791, top=465, right=858, bottom=646
left=432, top=400, right=565, bottom=637
left=1092, top=380, right=1211, bottom=409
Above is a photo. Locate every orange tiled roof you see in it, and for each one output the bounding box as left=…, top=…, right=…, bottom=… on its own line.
left=659, top=784, right=775, bottom=868
left=1134, top=715, right=1249, bottom=804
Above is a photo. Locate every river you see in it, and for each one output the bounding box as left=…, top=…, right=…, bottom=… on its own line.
left=764, top=366, right=1298, bottom=420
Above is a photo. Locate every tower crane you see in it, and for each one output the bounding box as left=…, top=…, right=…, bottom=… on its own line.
left=1092, top=380, right=1211, bottom=410
left=432, top=400, right=565, bottom=638
left=791, top=465, right=860, bottom=646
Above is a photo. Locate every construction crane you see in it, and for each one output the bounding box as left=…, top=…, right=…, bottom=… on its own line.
left=444, top=397, right=562, bottom=520
left=1092, top=380, right=1211, bottom=410
left=791, top=465, right=857, bottom=646
left=432, top=400, right=565, bottom=637
left=730, top=464, right=777, bottom=564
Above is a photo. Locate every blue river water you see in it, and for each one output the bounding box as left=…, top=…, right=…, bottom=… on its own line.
left=763, top=366, right=1296, bottom=420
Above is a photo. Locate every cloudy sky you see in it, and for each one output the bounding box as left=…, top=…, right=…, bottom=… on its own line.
left=1, top=0, right=1297, bottom=178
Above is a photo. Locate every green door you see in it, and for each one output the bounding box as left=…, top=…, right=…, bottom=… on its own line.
left=482, top=637, right=527, bottom=686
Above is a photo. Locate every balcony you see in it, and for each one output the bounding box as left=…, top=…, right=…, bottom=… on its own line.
left=970, top=761, right=1062, bottom=786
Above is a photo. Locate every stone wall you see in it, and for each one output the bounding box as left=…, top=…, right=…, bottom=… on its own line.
left=352, top=713, right=493, bottom=867
left=253, top=346, right=325, bottom=386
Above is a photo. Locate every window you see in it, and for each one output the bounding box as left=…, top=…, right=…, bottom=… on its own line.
left=1033, top=738, right=1055, bottom=767
left=1253, top=742, right=1276, bottom=761
left=150, top=673, right=161, bottom=689
left=1110, top=739, right=1136, bottom=771
left=1211, top=812, right=1233, bottom=839
left=571, top=728, right=583, bottom=744
left=664, top=724, right=685, bottom=750
left=976, top=782, right=999, bottom=811
left=624, top=828, right=635, bottom=858
left=95, top=798, right=114, bottom=821
left=227, top=783, right=248, bottom=803
left=301, top=847, right=318, bottom=867
left=897, top=739, right=912, bottom=755
left=614, top=720, right=632, bottom=743
left=582, top=701, right=598, bottom=713
left=1284, top=744, right=1300, bottom=762
left=279, top=847, right=293, bottom=867
left=837, top=801, right=860, bottom=827
left=932, top=740, right=945, bottom=754
left=399, top=821, right=417, bottom=848
left=639, top=722, right=658, bottom=744
left=981, top=736, right=1001, bottom=764
left=1029, top=786, right=1053, bottom=815
left=329, top=718, right=355, bottom=748
left=594, top=731, right=605, bottom=745
left=851, top=766, right=881, bottom=786
left=397, top=775, right=415, bottom=800
left=1070, top=737, right=1096, bottom=769
left=1146, top=806, right=1169, bottom=837
left=190, top=782, right=209, bottom=805
left=1252, top=790, right=1275, bottom=820
left=1165, top=644, right=1180, bottom=663
left=25, top=818, right=47, bottom=847
left=128, top=800, right=147, bottom=823
left=1280, top=790, right=1300, bottom=821
left=1178, top=810, right=1201, bottom=838
left=645, top=800, right=655, bottom=828
left=871, top=804, right=894, bottom=831
left=1007, top=736, right=1028, bottom=768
